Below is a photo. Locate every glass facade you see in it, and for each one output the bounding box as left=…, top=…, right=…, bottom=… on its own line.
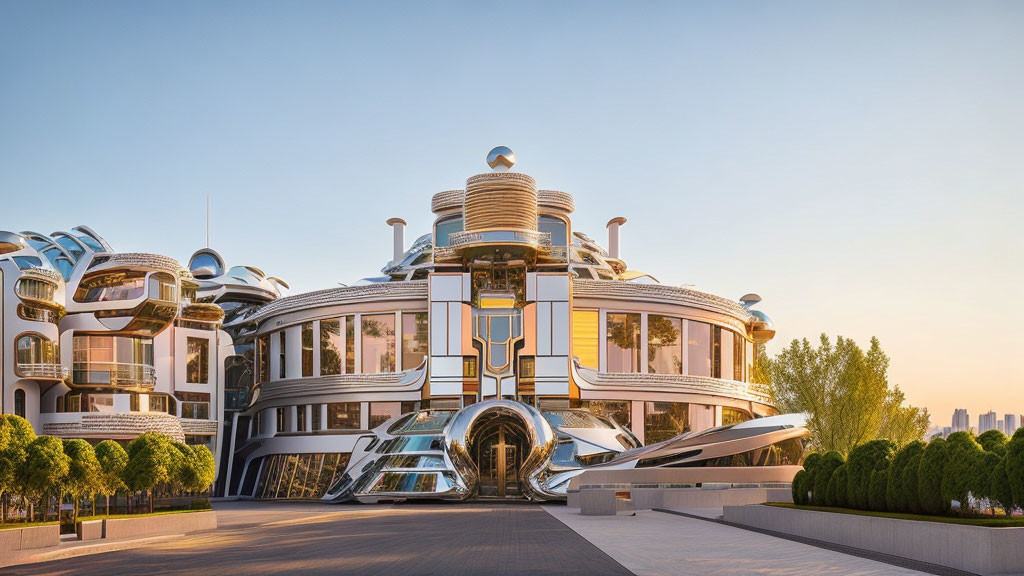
left=606, top=313, right=641, bottom=373
left=258, top=336, right=270, bottom=383
left=327, top=402, right=361, bottom=430
left=186, top=337, right=209, bottom=384
left=690, top=437, right=804, bottom=467
left=73, top=272, right=146, bottom=303
left=72, top=335, right=153, bottom=385
left=254, top=453, right=351, bottom=500
left=319, top=319, right=342, bottom=376
left=402, top=312, right=428, bottom=370
left=647, top=315, right=682, bottom=374
left=434, top=217, right=463, bottom=248
left=644, top=402, right=689, bottom=444
left=345, top=316, right=356, bottom=374
left=361, top=314, right=395, bottom=373
left=14, top=390, right=25, bottom=418
left=538, top=215, right=568, bottom=247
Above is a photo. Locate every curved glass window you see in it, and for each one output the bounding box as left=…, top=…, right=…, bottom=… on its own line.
left=255, top=453, right=351, bottom=500
left=148, top=273, right=177, bottom=302
left=434, top=217, right=463, bottom=248
left=301, top=322, right=313, bottom=377
left=73, top=233, right=104, bottom=252
left=74, top=272, right=146, bottom=303
left=387, top=410, right=454, bottom=435
left=722, top=407, right=753, bottom=426
left=16, top=278, right=56, bottom=302
left=54, top=236, right=86, bottom=261
left=569, top=399, right=631, bottom=430
left=13, top=256, right=43, bottom=270
left=189, top=253, right=223, bottom=278
left=17, top=304, right=56, bottom=324
left=42, top=248, right=74, bottom=280
left=17, top=334, right=57, bottom=365
left=542, top=410, right=615, bottom=430
left=538, top=215, right=568, bottom=247
left=648, top=315, right=682, bottom=374
left=14, top=390, right=26, bottom=418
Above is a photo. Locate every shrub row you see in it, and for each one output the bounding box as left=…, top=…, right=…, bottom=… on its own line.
left=792, top=428, right=1024, bottom=516
left=0, top=414, right=214, bottom=523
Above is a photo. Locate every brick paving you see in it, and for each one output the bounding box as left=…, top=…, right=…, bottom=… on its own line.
left=0, top=501, right=633, bottom=576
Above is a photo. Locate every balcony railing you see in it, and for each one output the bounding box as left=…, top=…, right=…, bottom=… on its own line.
left=17, top=363, right=70, bottom=380
left=72, top=362, right=156, bottom=390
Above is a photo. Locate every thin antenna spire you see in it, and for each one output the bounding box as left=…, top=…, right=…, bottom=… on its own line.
left=206, top=193, right=210, bottom=248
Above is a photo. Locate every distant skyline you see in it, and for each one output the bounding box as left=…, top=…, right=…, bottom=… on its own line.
left=2, top=1, right=1022, bottom=424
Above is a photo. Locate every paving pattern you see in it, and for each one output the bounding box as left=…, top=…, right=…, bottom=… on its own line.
left=544, top=506, right=932, bottom=576
left=0, top=502, right=632, bottom=576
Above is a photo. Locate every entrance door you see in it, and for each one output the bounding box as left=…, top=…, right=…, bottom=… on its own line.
left=476, top=424, right=522, bottom=498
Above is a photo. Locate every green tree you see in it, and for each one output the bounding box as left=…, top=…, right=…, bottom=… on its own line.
left=62, top=439, right=100, bottom=523
left=846, top=439, right=895, bottom=510
left=900, top=452, right=924, bottom=514
left=826, top=464, right=849, bottom=507
left=1005, top=428, right=1024, bottom=508
left=0, top=415, right=36, bottom=522
left=918, top=437, right=950, bottom=515
left=767, top=335, right=928, bottom=455
left=811, top=451, right=844, bottom=506
left=886, top=441, right=925, bottom=512
left=19, top=436, right=70, bottom=522
left=990, top=456, right=1015, bottom=516
left=94, top=440, right=128, bottom=516
left=171, top=443, right=216, bottom=494
left=977, top=429, right=1008, bottom=456
left=801, top=452, right=822, bottom=476
left=869, top=469, right=888, bottom=512
left=125, top=434, right=175, bottom=514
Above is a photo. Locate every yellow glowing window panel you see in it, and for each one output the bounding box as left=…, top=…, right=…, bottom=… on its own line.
left=572, top=310, right=599, bottom=369
left=479, top=295, right=515, bottom=309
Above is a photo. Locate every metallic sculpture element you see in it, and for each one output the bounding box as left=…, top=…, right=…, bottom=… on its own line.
left=486, top=146, right=516, bottom=171
left=0, top=231, right=28, bottom=255
left=444, top=400, right=557, bottom=500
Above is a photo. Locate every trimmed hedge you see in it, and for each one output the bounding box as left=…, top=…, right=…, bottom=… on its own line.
left=846, top=440, right=896, bottom=510
left=900, top=452, right=923, bottom=514
left=791, top=469, right=810, bottom=505
left=794, top=432, right=1023, bottom=518
left=886, top=441, right=924, bottom=512
left=941, top=432, right=985, bottom=510
left=811, top=451, right=844, bottom=506
left=827, top=464, right=849, bottom=507
left=918, top=437, right=949, bottom=515
left=869, top=469, right=888, bottom=512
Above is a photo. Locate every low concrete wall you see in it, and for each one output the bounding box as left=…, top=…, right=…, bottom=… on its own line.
left=580, top=489, right=636, bottom=516
left=724, top=505, right=1024, bottom=576
left=77, top=519, right=104, bottom=541
left=568, top=466, right=801, bottom=491
left=104, top=510, right=217, bottom=541
left=571, top=485, right=791, bottom=511
left=0, top=524, right=60, bottom=554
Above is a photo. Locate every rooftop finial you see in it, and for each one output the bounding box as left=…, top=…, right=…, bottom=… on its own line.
left=486, top=146, right=515, bottom=171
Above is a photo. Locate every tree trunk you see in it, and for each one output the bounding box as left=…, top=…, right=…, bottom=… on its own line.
left=149, top=490, right=153, bottom=514
left=105, top=494, right=110, bottom=516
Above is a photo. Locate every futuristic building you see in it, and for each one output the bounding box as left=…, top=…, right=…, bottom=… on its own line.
left=220, top=147, right=806, bottom=502
left=0, top=227, right=229, bottom=458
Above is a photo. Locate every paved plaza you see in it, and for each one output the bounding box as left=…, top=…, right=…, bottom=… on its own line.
left=0, top=501, right=948, bottom=576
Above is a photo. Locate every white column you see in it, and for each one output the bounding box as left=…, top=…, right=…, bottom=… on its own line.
left=606, top=217, right=626, bottom=260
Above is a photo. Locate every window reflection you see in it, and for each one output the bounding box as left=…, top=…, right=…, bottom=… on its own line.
left=722, top=407, right=753, bottom=426
left=434, top=217, right=464, bottom=248
left=606, top=313, right=641, bottom=373
left=571, top=310, right=599, bottom=369
left=320, top=320, right=342, bottom=376
left=369, top=402, right=402, bottom=428
left=361, top=314, right=395, bottom=373
left=687, top=320, right=712, bottom=377
left=569, top=399, right=632, bottom=430
left=301, top=322, right=313, bottom=377
left=186, top=337, right=209, bottom=383
left=327, top=402, right=361, bottom=429
left=401, top=312, right=428, bottom=370
left=254, top=453, right=351, bottom=500
left=648, top=315, right=682, bottom=374
left=644, top=402, right=689, bottom=444
left=538, top=215, right=568, bottom=247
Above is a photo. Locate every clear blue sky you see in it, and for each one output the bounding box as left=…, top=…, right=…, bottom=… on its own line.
left=2, top=1, right=1023, bottom=426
